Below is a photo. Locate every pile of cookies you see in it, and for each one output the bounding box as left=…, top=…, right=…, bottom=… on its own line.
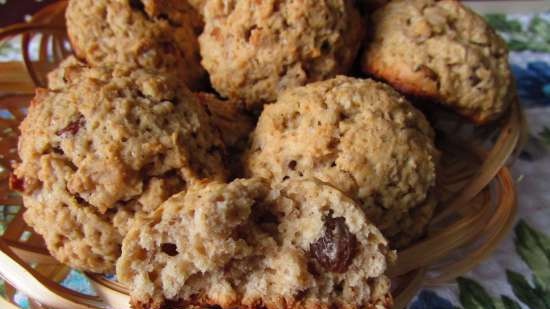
left=10, top=0, right=514, bottom=308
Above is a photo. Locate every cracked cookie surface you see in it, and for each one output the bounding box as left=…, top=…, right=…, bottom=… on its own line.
left=199, top=0, right=364, bottom=108
left=66, top=0, right=205, bottom=90
left=12, top=58, right=225, bottom=272
left=245, top=76, right=439, bottom=247
left=361, top=0, right=512, bottom=124
left=117, top=178, right=392, bottom=309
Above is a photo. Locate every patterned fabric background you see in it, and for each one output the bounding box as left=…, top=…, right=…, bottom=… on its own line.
left=412, top=12, right=550, bottom=309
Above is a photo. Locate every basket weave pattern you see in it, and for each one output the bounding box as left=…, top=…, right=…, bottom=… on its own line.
left=0, top=2, right=525, bottom=309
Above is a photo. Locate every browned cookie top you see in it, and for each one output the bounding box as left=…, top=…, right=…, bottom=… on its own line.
left=199, top=0, right=364, bottom=108
left=66, top=0, right=206, bottom=90
left=245, top=76, right=439, bottom=247
left=12, top=57, right=225, bottom=272
left=362, top=0, right=512, bottom=124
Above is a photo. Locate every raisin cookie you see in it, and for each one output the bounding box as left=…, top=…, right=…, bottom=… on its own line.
left=11, top=59, right=225, bottom=272
left=245, top=76, right=439, bottom=247
left=199, top=0, right=364, bottom=108
left=66, top=0, right=205, bottom=90
left=361, top=0, right=512, bottom=124
left=117, top=178, right=393, bottom=309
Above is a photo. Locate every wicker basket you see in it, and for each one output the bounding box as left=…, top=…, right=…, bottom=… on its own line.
left=0, top=2, right=526, bottom=309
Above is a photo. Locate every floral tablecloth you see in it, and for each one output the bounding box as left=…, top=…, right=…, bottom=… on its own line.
left=412, top=12, right=550, bottom=309
left=0, top=8, right=549, bottom=309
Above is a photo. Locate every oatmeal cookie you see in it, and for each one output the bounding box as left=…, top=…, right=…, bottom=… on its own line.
left=66, top=0, right=205, bottom=90
left=245, top=76, right=439, bottom=247
left=117, top=178, right=393, bottom=309
left=11, top=60, right=225, bottom=272
left=199, top=0, right=364, bottom=108
left=19, top=157, right=183, bottom=273
left=361, top=0, right=512, bottom=124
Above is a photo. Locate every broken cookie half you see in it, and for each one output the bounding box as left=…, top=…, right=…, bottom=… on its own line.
left=117, top=178, right=394, bottom=309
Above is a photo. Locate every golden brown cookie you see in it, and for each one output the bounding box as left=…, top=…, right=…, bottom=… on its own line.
left=11, top=58, right=225, bottom=272
left=66, top=0, right=206, bottom=90
left=245, top=76, right=439, bottom=247
left=361, top=0, right=512, bottom=124
left=199, top=0, right=364, bottom=108
left=117, top=178, right=393, bottom=309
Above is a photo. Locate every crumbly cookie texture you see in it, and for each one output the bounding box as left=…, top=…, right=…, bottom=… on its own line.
left=66, top=0, right=206, bottom=90
left=195, top=92, right=257, bottom=179
left=199, top=0, right=364, bottom=108
left=245, top=76, right=439, bottom=247
left=117, top=178, right=393, bottom=309
left=361, top=0, right=512, bottom=124
left=47, top=56, right=84, bottom=90
left=12, top=59, right=225, bottom=272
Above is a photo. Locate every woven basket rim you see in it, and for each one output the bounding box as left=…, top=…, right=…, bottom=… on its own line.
left=0, top=2, right=526, bottom=309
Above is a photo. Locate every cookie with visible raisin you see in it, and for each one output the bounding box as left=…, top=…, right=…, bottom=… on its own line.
left=361, top=0, right=513, bottom=123
left=12, top=58, right=225, bottom=273
left=245, top=76, right=439, bottom=248
left=66, top=0, right=206, bottom=90
left=117, top=178, right=393, bottom=309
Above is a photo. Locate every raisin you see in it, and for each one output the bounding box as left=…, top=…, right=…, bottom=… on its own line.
left=207, top=145, right=222, bottom=155
left=159, top=299, right=185, bottom=309
left=75, top=194, right=85, bottom=204
left=256, top=211, right=279, bottom=225
left=320, top=40, right=331, bottom=53
left=161, top=42, right=177, bottom=54
left=288, top=160, right=297, bottom=170
left=160, top=243, right=178, bottom=256
left=129, top=0, right=145, bottom=12
left=469, top=74, right=481, bottom=87
left=310, top=216, right=357, bottom=273
left=9, top=174, right=25, bottom=192
left=417, top=64, right=438, bottom=81
left=56, top=116, right=84, bottom=137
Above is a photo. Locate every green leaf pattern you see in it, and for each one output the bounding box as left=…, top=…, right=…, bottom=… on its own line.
left=457, top=221, right=550, bottom=309
left=0, top=41, right=15, bottom=57
left=501, top=296, right=523, bottom=309
left=540, top=127, right=550, bottom=146
left=458, top=277, right=497, bottom=309
left=485, top=14, right=550, bottom=53
left=515, top=221, right=550, bottom=290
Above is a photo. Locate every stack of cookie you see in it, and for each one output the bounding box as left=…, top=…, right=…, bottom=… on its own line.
left=9, top=0, right=514, bottom=308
